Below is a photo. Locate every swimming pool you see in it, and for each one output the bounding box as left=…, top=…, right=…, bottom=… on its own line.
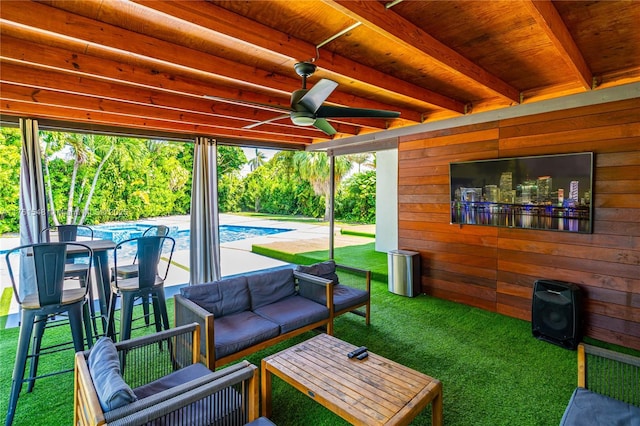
left=1, top=224, right=292, bottom=256
left=85, top=223, right=292, bottom=245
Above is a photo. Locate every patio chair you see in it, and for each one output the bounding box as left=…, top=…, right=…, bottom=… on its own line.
left=74, top=322, right=262, bottom=426
left=5, top=242, right=94, bottom=426
left=111, top=225, right=170, bottom=326
left=106, top=235, right=175, bottom=341
left=40, top=224, right=98, bottom=335
left=111, top=225, right=170, bottom=279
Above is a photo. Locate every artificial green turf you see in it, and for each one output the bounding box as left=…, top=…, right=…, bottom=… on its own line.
left=339, top=228, right=375, bottom=238
left=253, top=241, right=388, bottom=283
left=1, top=242, right=635, bottom=425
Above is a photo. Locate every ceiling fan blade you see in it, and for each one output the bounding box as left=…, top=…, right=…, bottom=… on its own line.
left=204, top=95, right=290, bottom=113
left=243, top=114, right=290, bottom=129
left=313, top=118, right=337, bottom=136
left=316, top=105, right=401, bottom=119
left=298, top=79, right=339, bottom=113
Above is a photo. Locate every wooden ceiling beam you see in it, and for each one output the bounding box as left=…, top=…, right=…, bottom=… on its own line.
left=325, top=0, right=521, bottom=104
left=0, top=33, right=291, bottom=112
left=1, top=99, right=310, bottom=145
left=1, top=1, right=292, bottom=92
left=0, top=34, right=378, bottom=136
left=0, top=82, right=319, bottom=143
left=6, top=1, right=423, bottom=122
left=0, top=60, right=364, bottom=137
left=129, top=0, right=465, bottom=114
left=523, top=0, right=593, bottom=90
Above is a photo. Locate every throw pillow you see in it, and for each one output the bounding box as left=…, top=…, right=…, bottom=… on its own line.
left=296, top=260, right=340, bottom=284
left=88, top=337, right=137, bottom=412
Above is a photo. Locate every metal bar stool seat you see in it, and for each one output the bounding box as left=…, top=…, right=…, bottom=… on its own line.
left=40, top=225, right=98, bottom=336
left=107, top=235, right=175, bottom=342
left=5, top=242, right=94, bottom=426
left=110, top=225, right=170, bottom=326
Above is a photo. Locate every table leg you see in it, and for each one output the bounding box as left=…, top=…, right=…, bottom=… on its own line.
left=432, top=384, right=443, bottom=426
left=261, top=360, right=272, bottom=418
left=92, top=251, right=112, bottom=337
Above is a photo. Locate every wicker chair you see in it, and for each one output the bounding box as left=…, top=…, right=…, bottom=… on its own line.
left=74, top=322, right=261, bottom=426
left=560, top=343, right=640, bottom=425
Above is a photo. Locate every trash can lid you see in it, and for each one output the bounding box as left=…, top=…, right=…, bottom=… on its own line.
left=388, top=249, right=419, bottom=256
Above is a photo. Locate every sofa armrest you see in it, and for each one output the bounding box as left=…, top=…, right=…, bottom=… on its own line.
left=578, top=343, right=640, bottom=406
left=294, top=270, right=335, bottom=334
left=106, top=361, right=258, bottom=424
left=294, top=270, right=334, bottom=307
left=174, top=294, right=215, bottom=369
left=335, top=263, right=371, bottom=293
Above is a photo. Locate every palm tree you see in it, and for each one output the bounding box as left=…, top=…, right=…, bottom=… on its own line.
left=40, top=132, right=63, bottom=226
left=347, top=153, right=371, bottom=173
left=293, top=151, right=352, bottom=221
left=248, top=148, right=267, bottom=171
left=77, top=135, right=117, bottom=224
left=64, top=133, right=92, bottom=224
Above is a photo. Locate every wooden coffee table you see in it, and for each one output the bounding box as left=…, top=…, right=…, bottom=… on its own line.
left=261, top=333, right=442, bottom=425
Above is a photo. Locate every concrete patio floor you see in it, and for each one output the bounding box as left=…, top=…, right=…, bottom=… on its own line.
left=0, top=213, right=375, bottom=328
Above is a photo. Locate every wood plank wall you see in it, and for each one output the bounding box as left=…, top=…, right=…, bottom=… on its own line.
left=397, top=98, right=640, bottom=350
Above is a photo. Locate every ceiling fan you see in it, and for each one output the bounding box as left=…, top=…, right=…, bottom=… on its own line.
left=206, top=62, right=400, bottom=136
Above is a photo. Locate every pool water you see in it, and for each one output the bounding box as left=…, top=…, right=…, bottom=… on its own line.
left=85, top=224, right=292, bottom=245
left=108, top=224, right=292, bottom=260
left=2, top=224, right=292, bottom=257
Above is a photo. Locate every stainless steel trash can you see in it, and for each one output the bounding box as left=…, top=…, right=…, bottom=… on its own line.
left=388, top=249, right=421, bottom=297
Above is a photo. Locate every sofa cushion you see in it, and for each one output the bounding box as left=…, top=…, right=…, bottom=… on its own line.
left=329, top=285, right=369, bottom=312
left=560, top=387, right=640, bottom=426
left=218, top=276, right=251, bottom=315
left=247, top=268, right=296, bottom=310
left=254, top=295, right=329, bottom=334
left=296, top=260, right=339, bottom=284
left=88, top=337, right=137, bottom=412
left=134, top=363, right=243, bottom=426
left=180, top=276, right=249, bottom=317
left=214, top=311, right=280, bottom=359
left=133, top=363, right=212, bottom=399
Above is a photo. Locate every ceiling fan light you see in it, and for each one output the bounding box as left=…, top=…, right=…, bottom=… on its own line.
left=290, top=112, right=316, bottom=126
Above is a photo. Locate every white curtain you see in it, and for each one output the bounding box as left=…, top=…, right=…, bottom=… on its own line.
left=18, top=118, right=48, bottom=298
left=189, top=137, right=221, bottom=284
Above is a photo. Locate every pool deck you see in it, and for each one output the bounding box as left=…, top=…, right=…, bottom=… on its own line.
left=0, top=214, right=375, bottom=328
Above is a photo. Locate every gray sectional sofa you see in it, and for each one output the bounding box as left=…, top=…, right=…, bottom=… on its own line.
left=174, top=266, right=335, bottom=370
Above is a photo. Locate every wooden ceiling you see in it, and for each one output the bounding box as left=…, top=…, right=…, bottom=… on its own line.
left=1, top=0, right=639, bottom=149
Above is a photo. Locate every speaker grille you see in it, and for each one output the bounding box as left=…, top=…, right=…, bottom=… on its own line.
left=532, top=280, right=581, bottom=350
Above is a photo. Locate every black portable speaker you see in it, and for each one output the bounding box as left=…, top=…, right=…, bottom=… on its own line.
left=531, top=279, right=581, bottom=350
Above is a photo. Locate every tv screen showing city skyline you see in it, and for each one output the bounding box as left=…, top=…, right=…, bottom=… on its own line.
left=450, top=152, right=593, bottom=233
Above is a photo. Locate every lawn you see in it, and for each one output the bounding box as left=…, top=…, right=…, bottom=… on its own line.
left=1, top=239, right=632, bottom=425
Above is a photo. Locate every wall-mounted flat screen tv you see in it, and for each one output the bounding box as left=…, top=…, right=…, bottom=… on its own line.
left=450, top=152, right=593, bottom=233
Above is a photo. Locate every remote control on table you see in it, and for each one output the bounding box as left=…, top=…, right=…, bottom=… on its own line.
left=347, top=346, right=367, bottom=358
left=356, top=351, right=369, bottom=360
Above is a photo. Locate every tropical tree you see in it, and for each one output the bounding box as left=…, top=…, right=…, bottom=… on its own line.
left=217, top=146, right=247, bottom=177
left=293, top=152, right=352, bottom=220
left=0, top=127, right=22, bottom=234
left=335, top=170, right=377, bottom=223
left=248, top=148, right=267, bottom=171
left=62, top=133, right=91, bottom=224
left=347, top=153, right=371, bottom=173
left=77, top=135, right=118, bottom=224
